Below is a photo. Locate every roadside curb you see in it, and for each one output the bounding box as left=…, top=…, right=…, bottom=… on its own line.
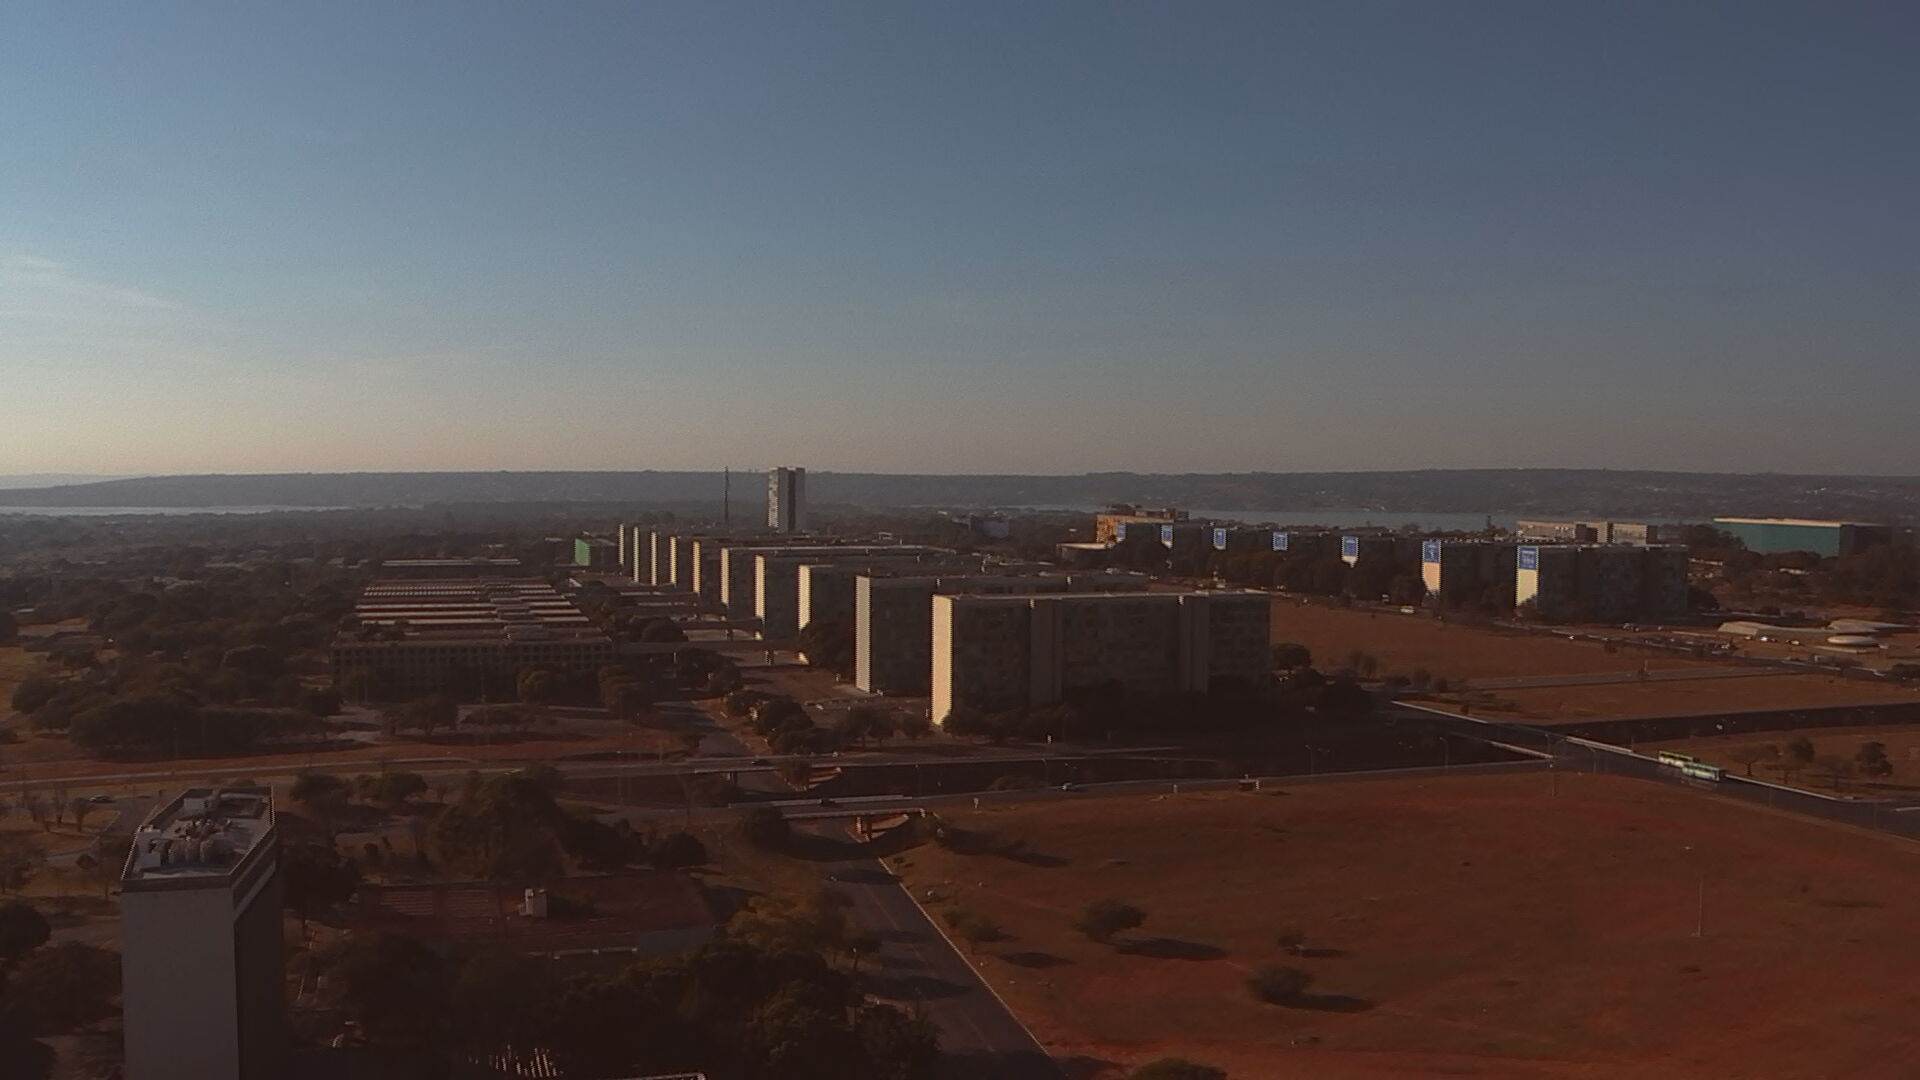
left=886, top=857, right=1064, bottom=1078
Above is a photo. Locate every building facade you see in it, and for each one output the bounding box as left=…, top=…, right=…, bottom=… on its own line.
left=1093, top=505, right=1188, bottom=544
left=930, top=590, right=1269, bottom=723
left=767, top=467, right=808, bottom=532
left=855, top=572, right=1140, bottom=694
left=122, top=787, right=284, bottom=1080
left=574, top=537, right=618, bottom=569
left=1516, top=544, right=1689, bottom=623
left=1421, top=539, right=1520, bottom=611
left=1713, top=517, right=1892, bottom=558
left=331, top=579, right=614, bottom=697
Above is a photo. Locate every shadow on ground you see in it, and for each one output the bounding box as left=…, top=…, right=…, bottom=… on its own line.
left=1117, top=937, right=1228, bottom=961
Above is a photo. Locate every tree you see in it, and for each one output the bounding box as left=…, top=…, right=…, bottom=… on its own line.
left=316, top=931, right=450, bottom=1045
left=516, top=668, right=560, bottom=706
left=835, top=707, right=879, bottom=748
left=7, top=942, right=121, bottom=1034
left=406, top=694, right=457, bottom=737
left=9, top=677, right=60, bottom=715
left=1132, top=1060, right=1228, bottom=1080
left=1856, top=740, right=1894, bottom=779
left=1785, top=736, right=1816, bottom=768
left=77, top=836, right=130, bottom=900
left=647, top=830, right=708, bottom=869
left=953, top=912, right=1003, bottom=953
left=19, top=794, right=49, bottom=834
left=1073, top=899, right=1146, bottom=944
left=853, top=1001, right=940, bottom=1079
left=898, top=712, right=933, bottom=741
left=797, top=618, right=855, bottom=677
left=742, top=807, right=791, bottom=850
left=66, top=797, right=94, bottom=834
left=446, top=950, right=561, bottom=1057
left=358, top=771, right=428, bottom=810
left=0, top=900, right=51, bottom=963
left=282, top=842, right=362, bottom=930
left=1247, top=963, right=1313, bottom=1005
left=291, top=770, right=351, bottom=835
left=1814, top=755, right=1855, bottom=791
left=0, top=834, right=45, bottom=894
left=1271, top=642, right=1312, bottom=670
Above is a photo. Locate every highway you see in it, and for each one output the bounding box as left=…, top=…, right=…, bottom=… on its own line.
left=807, top=823, right=1062, bottom=1080
left=1395, top=702, right=1920, bottom=838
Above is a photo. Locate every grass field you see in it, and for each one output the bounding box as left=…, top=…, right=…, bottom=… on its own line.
left=1450, top=673, right=1920, bottom=725
left=895, top=773, right=1920, bottom=1078
left=1270, top=602, right=1715, bottom=683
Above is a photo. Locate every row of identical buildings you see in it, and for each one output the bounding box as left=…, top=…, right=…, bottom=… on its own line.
left=615, top=517, right=1273, bottom=725
left=1076, top=516, right=1691, bottom=624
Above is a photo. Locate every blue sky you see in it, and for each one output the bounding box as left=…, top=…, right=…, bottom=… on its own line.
left=2, top=2, right=1916, bottom=476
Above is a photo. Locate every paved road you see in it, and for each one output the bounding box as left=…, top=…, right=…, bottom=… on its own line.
left=1396, top=702, right=1920, bottom=837
left=1461, top=667, right=1798, bottom=691
left=810, top=825, right=1062, bottom=1080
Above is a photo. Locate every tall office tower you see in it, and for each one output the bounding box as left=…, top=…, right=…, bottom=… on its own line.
left=767, top=466, right=808, bottom=532
left=121, top=787, right=285, bottom=1080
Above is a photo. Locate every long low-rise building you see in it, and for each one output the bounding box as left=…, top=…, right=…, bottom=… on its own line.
left=1713, top=517, right=1893, bottom=558
left=330, top=579, right=614, bottom=697
left=855, top=571, right=1143, bottom=695
left=930, top=589, right=1270, bottom=724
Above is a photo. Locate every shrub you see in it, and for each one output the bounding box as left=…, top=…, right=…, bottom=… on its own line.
left=741, top=807, right=789, bottom=850
left=1073, top=898, right=1146, bottom=944
left=1132, top=1060, right=1228, bottom=1080
left=1247, top=963, right=1313, bottom=1005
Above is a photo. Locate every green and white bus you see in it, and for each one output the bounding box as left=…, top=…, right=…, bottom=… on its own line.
left=1680, top=761, right=1725, bottom=782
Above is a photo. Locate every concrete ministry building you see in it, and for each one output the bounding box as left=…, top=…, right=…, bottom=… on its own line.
left=574, top=536, right=618, bottom=569
left=331, top=579, right=614, bottom=695
left=1713, top=517, right=1893, bottom=558
left=121, top=787, right=284, bottom=1080
left=1421, top=539, right=1519, bottom=610
left=930, top=590, right=1270, bottom=723
left=756, top=546, right=951, bottom=639
left=1094, top=505, right=1188, bottom=544
left=1516, top=544, right=1689, bottom=623
left=855, top=572, right=1143, bottom=694
left=1516, top=520, right=1668, bottom=545
left=767, top=466, right=808, bottom=532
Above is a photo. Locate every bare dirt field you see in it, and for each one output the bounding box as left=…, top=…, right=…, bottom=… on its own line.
left=1270, top=602, right=1716, bottom=682
left=895, top=772, right=1920, bottom=1079
left=1451, top=674, right=1920, bottom=725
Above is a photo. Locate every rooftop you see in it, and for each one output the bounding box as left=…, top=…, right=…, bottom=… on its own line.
left=1713, top=517, right=1886, bottom=529
left=123, top=787, right=275, bottom=888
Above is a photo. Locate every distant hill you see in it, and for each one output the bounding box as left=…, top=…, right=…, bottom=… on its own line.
left=1, top=469, right=1917, bottom=522
left=0, top=473, right=131, bottom=490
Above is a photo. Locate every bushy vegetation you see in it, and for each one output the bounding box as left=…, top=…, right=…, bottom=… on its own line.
left=313, top=900, right=939, bottom=1078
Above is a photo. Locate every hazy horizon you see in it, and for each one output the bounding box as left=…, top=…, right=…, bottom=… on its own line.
left=5, top=3, right=1917, bottom=477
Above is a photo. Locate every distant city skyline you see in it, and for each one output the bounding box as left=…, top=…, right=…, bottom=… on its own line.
left=4, top=3, right=1916, bottom=476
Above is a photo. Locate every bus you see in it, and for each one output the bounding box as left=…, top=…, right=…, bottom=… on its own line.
left=1680, top=761, right=1725, bottom=782
left=1655, top=751, right=1698, bottom=769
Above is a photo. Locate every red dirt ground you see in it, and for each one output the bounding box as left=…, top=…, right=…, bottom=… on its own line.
left=1270, top=602, right=1717, bottom=682
left=896, top=772, right=1920, bottom=1079
left=1457, top=674, right=1920, bottom=724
